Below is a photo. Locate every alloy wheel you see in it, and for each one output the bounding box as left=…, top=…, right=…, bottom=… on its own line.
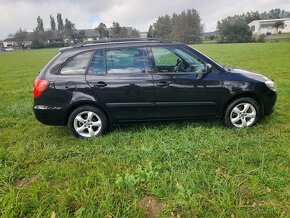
left=73, top=111, right=102, bottom=137
left=230, top=103, right=257, bottom=127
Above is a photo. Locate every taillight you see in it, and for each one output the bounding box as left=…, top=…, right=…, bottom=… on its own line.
left=33, top=79, right=48, bottom=98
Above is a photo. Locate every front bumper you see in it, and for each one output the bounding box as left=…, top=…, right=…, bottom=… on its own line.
left=262, top=90, right=277, bottom=116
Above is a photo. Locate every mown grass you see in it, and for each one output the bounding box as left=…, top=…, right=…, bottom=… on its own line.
left=0, top=43, right=289, bottom=217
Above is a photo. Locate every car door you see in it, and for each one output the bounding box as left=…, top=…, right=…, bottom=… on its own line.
left=150, top=45, right=222, bottom=119
left=85, top=47, right=155, bottom=121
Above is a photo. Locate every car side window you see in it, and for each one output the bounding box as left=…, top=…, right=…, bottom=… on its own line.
left=88, top=50, right=105, bottom=74
left=61, top=51, right=93, bottom=75
left=105, top=48, right=146, bottom=74
left=151, top=46, right=205, bottom=73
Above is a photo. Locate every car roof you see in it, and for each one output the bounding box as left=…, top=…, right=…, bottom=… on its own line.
left=60, top=38, right=183, bottom=53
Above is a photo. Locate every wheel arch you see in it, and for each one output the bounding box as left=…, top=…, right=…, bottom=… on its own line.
left=65, top=101, right=112, bottom=125
left=222, top=92, right=264, bottom=118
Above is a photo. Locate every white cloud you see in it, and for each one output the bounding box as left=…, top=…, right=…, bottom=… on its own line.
left=0, top=0, right=289, bottom=39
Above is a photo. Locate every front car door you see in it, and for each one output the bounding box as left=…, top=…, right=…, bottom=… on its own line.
left=150, top=45, right=223, bottom=119
left=85, top=47, right=155, bottom=121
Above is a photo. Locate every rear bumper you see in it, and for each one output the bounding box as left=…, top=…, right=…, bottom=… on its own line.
left=33, top=105, right=66, bottom=125
left=262, top=90, right=277, bottom=116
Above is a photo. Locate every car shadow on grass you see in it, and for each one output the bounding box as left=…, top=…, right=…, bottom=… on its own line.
left=110, top=119, right=224, bottom=133
left=46, top=119, right=223, bottom=139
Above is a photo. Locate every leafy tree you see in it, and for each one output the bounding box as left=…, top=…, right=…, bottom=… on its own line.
left=57, top=13, right=64, bottom=31
left=152, top=15, right=172, bottom=39
left=217, top=17, right=252, bottom=43
left=273, top=21, right=284, bottom=33
left=147, top=25, right=154, bottom=38
left=268, top=8, right=282, bottom=19
left=96, top=23, right=109, bottom=39
left=64, top=18, right=76, bottom=44
left=131, top=28, right=140, bottom=38
left=36, top=16, right=44, bottom=31
left=149, top=9, right=203, bottom=43
left=110, top=22, right=132, bottom=38
left=119, top=27, right=129, bottom=38
left=111, top=21, right=121, bottom=38
left=50, top=15, right=56, bottom=31
left=75, top=30, right=87, bottom=43
left=31, top=30, right=49, bottom=48
left=14, top=28, right=28, bottom=50
left=171, top=9, right=203, bottom=43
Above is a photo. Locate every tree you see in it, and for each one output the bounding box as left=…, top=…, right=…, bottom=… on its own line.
left=171, top=9, right=203, bottom=43
left=75, top=30, right=87, bottom=43
left=111, top=21, right=121, bottom=38
left=14, top=28, right=28, bottom=50
left=96, top=23, right=109, bottom=39
left=131, top=28, right=140, bottom=38
left=36, top=16, right=44, bottom=31
left=64, top=18, right=76, bottom=44
left=50, top=15, right=56, bottom=31
left=152, top=14, right=172, bottom=39
left=268, top=8, right=282, bottom=19
left=31, top=30, right=49, bottom=48
left=273, top=21, right=284, bottom=33
left=147, top=25, right=154, bottom=38
left=57, top=13, right=64, bottom=31
left=148, top=9, right=203, bottom=43
left=217, top=17, right=252, bottom=43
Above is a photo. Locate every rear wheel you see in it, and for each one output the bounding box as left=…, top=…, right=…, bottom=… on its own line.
left=224, top=97, right=260, bottom=128
left=68, top=106, right=107, bottom=138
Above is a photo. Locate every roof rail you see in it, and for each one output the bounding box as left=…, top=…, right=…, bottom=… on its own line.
left=73, top=38, right=172, bottom=47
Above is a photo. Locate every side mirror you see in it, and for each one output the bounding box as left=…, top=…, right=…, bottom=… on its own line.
left=205, top=63, right=213, bottom=73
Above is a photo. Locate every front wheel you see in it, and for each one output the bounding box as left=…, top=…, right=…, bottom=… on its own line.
left=68, top=106, right=107, bottom=138
left=224, top=97, right=260, bottom=128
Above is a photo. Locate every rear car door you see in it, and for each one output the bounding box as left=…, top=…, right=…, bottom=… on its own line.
left=85, top=47, right=155, bottom=121
left=150, top=45, right=222, bottom=118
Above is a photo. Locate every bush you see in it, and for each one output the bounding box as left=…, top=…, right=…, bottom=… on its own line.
left=209, top=35, right=215, bottom=40
left=257, top=34, right=266, bottom=43
left=217, top=18, right=252, bottom=43
left=266, top=32, right=271, bottom=36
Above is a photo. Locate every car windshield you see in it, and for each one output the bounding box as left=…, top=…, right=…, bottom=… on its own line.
left=184, top=45, right=225, bottom=69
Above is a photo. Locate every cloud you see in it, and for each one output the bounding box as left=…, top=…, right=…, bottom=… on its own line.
left=0, top=0, right=289, bottom=39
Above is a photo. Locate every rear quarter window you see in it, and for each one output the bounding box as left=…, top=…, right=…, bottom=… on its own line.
left=60, top=51, right=94, bottom=75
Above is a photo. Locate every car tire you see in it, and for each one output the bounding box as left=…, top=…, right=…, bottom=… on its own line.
left=68, top=106, right=107, bottom=138
left=224, top=97, right=260, bottom=128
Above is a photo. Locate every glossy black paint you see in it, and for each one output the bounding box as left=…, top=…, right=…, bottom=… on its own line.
left=33, top=40, right=276, bottom=126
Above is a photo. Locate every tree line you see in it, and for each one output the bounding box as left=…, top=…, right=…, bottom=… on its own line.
left=13, top=13, right=140, bottom=49
left=147, top=9, right=203, bottom=44
left=217, top=8, right=290, bottom=43
left=95, top=22, right=140, bottom=39
left=12, top=8, right=290, bottom=49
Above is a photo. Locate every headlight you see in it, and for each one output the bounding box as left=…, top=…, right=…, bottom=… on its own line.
left=265, top=80, right=276, bottom=91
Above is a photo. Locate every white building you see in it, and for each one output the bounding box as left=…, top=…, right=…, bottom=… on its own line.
left=139, top=32, right=148, bottom=38
left=248, top=18, right=290, bottom=35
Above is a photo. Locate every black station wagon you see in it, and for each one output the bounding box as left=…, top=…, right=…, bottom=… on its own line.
left=33, top=38, right=276, bottom=138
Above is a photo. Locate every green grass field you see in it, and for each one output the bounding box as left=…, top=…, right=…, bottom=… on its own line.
left=0, top=43, right=289, bottom=217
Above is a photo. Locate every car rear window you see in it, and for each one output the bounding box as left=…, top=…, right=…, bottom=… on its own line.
left=60, top=51, right=94, bottom=75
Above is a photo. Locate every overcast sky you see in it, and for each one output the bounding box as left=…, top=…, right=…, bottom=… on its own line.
left=0, top=0, right=289, bottom=39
